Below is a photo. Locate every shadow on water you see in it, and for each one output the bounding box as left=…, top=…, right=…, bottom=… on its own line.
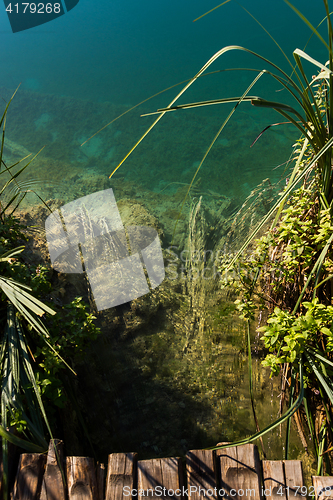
left=68, top=279, right=261, bottom=462
left=68, top=271, right=300, bottom=463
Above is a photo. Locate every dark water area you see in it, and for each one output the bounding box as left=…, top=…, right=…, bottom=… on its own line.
left=0, top=0, right=328, bottom=463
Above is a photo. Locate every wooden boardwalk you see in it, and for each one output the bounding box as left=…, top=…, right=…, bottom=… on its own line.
left=4, top=440, right=333, bottom=500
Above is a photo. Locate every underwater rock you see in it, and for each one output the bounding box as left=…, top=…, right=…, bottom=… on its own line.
left=116, top=198, right=163, bottom=239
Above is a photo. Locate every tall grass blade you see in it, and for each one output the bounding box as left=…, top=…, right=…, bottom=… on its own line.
left=0, top=425, right=46, bottom=452
left=303, top=392, right=318, bottom=456
left=193, top=0, right=232, bottom=22
left=284, top=0, right=330, bottom=52
left=171, top=70, right=265, bottom=241
left=317, top=420, right=326, bottom=475
left=307, top=348, right=333, bottom=367
left=305, top=353, right=333, bottom=406
left=109, top=44, right=309, bottom=179
left=294, top=49, right=332, bottom=75
left=225, top=134, right=333, bottom=275
left=0, top=247, right=25, bottom=262
left=285, top=369, right=296, bottom=459
left=16, top=318, right=51, bottom=449
left=0, top=277, right=55, bottom=316
left=293, top=232, right=333, bottom=312
left=247, top=319, right=266, bottom=457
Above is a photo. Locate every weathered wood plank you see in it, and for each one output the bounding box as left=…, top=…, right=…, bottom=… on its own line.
left=216, top=444, right=262, bottom=500
left=66, top=456, right=98, bottom=500
left=137, top=457, right=182, bottom=499
left=96, top=462, right=105, bottom=500
left=262, top=461, right=286, bottom=500
left=312, top=476, right=333, bottom=500
left=186, top=450, right=217, bottom=500
left=12, top=453, right=46, bottom=500
left=217, top=444, right=237, bottom=499
left=283, top=460, right=304, bottom=500
left=236, top=444, right=262, bottom=500
left=40, top=439, right=66, bottom=500
left=105, top=453, right=137, bottom=500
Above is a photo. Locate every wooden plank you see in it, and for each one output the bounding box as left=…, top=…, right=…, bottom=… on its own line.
left=236, top=444, right=262, bottom=500
left=216, top=444, right=238, bottom=499
left=105, top=453, right=137, bottom=500
left=186, top=450, right=217, bottom=500
left=137, top=457, right=182, bottom=499
left=283, top=460, right=304, bottom=500
left=313, top=476, right=333, bottom=500
left=216, top=444, right=262, bottom=500
left=96, top=462, right=106, bottom=500
left=12, top=453, right=46, bottom=500
left=40, top=439, right=66, bottom=500
left=66, top=456, right=98, bottom=500
left=262, top=461, right=286, bottom=500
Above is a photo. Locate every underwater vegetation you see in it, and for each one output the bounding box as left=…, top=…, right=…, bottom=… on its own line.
left=0, top=85, right=287, bottom=494
left=98, top=0, right=333, bottom=475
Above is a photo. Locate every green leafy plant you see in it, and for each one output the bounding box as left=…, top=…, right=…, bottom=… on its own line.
left=34, top=296, right=100, bottom=418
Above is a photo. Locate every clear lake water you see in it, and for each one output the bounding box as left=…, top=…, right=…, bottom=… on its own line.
left=0, top=0, right=328, bottom=462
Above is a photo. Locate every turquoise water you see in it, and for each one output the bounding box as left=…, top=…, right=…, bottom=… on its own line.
left=0, top=0, right=328, bottom=462
left=0, top=0, right=329, bottom=102
left=0, top=0, right=330, bottom=205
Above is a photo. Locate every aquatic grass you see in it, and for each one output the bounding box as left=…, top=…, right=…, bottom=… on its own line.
left=109, top=41, right=333, bottom=236
left=81, top=69, right=239, bottom=148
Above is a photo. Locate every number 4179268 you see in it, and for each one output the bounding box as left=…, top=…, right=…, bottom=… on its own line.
left=5, top=3, right=61, bottom=14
